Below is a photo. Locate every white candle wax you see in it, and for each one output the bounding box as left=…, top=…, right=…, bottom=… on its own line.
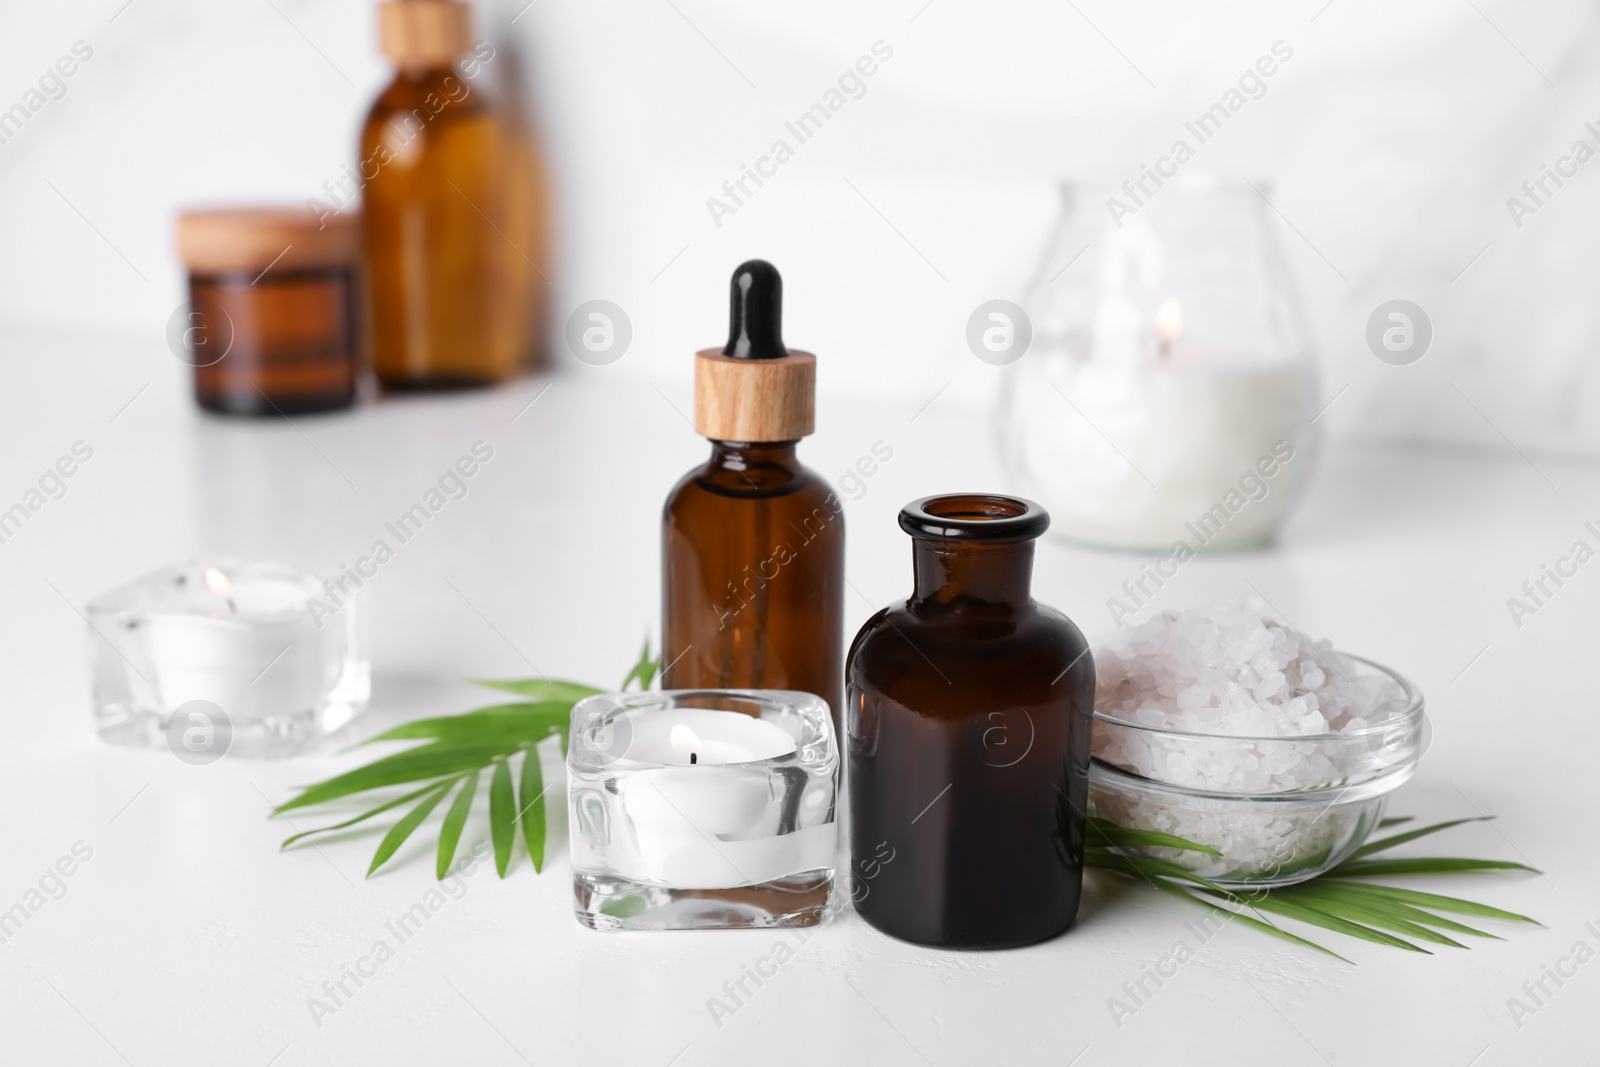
left=613, top=709, right=823, bottom=888
left=622, top=707, right=798, bottom=765
left=1008, top=356, right=1316, bottom=551
left=134, top=567, right=326, bottom=723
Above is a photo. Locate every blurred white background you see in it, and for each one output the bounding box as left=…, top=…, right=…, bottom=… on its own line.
left=3, top=0, right=1598, bottom=454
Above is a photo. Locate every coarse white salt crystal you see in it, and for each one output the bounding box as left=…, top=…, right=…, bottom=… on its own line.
left=1095, top=600, right=1399, bottom=747
left=1089, top=600, right=1409, bottom=879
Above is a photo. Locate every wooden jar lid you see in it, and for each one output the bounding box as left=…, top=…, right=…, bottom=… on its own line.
left=378, top=1, right=472, bottom=65
left=176, top=208, right=360, bottom=275
left=694, top=347, right=816, bottom=442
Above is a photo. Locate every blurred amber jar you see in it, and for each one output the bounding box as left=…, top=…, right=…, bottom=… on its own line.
left=361, top=1, right=547, bottom=390
left=175, top=208, right=360, bottom=416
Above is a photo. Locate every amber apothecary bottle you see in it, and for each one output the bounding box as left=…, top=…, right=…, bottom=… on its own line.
left=175, top=208, right=359, bottom=415
left=362, top=0, right=547, bottom=389
left=662, top=261, right=845, bottom=732
left=847, top=495, right=1094, bottom=948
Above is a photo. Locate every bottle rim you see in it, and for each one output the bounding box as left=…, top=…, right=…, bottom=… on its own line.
left=898, top=494, right=1049, bottom=543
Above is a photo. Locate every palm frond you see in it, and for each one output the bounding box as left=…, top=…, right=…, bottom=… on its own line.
left=274, top=643, right=656, bottom=880
left=1087, top=813, right=1538, bottom=959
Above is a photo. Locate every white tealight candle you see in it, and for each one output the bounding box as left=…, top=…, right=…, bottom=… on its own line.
left=624, top=708, right=798, bottom=765
left=88, top=560, right=369, bottom=757
left=616, top=710, right=802, bottom=887
left=566, top=690, right=839, bottom=928
left=137, top=567, right=327, bottom=722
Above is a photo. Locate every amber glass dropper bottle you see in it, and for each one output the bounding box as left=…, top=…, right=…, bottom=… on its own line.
left=362, top=1, right=546, bottom=389
left=661, top=261, right=846, bottom=734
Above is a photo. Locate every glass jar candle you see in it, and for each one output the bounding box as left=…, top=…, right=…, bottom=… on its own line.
left=567, top=689, right=837, bottom=932
left=175, top=208, right=360, bottom=415
left=846, top=495, right=1094, bottom=948
left=998, top=178, right=1320, bottom=551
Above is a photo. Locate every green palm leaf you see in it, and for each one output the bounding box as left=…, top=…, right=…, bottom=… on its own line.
left=1345, top=817, right=1489, bottom=860
left=1330, top=857, right=1537, bottom=878
left=1276, top=887, right=1467, bottom=948
left=1089, top=810, right=1541, bottom=959
left=1086, top=817, right=1223, bottom=856
left=1288, top=884, right=1490, bottom=942
left=1202, top=888, right=1431, bottom=952
left=274, top=646, right=655, bottom=881
left=367, top=780, right=456, bottom=877
left=281, top=782, right=444, bottom=850
left=489, top=758, right=515, bottom=877
left=1139, top=868, right=1351, bottom=962
left=1217, top=902, right=1352, bottom=961
left=619, top=639, right=662, bottom=692
left=520, top=745, right=547, bottom=873
left=1322, top=883, right=1540, bottom=926
left=361, top=703, right=572, bottom=747
left=437, top=770, right=480, bottom=879
left=276, top=743, right=509, bottom=813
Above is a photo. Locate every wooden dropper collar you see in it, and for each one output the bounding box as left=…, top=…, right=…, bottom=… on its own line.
left=694, top=260, right=816, bottom=442
left=378, top=1, right=472, bottom=68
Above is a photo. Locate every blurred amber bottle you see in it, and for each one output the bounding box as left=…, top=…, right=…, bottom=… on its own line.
left=362, top=0, right=548, bottom=389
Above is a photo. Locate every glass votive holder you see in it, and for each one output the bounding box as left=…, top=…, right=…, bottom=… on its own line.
left=87, top=560, right=370, bottom=761
left=567, top=689, right=838, bottom=932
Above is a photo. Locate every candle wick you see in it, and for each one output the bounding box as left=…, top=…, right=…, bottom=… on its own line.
left=227, top=598, right=237, bottom=614
left=690, top=752, right=698, bottom=765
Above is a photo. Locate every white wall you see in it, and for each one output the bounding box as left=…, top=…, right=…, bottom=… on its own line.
left=3, top=0, right=1598, bottom=457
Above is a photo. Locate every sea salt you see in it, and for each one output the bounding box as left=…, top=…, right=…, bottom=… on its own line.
left=1090, top=599, right=1408, bottom=879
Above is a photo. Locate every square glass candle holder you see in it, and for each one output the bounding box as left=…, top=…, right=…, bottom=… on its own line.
left=87, top=560, right=369, bottom=761
left=567, top=689, right=838, bottom=932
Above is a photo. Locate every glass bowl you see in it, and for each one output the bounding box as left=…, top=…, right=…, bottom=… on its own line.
left=1088, top=656, right=1427, bottom=888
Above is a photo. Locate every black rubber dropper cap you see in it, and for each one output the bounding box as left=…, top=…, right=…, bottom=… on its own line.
left=722, top=260, right=788, bottom=360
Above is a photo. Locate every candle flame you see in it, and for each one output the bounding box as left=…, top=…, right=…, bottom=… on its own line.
left=1155, top=297, right=1183, bottom=343
left=203, top=567, right=233, bottom=596
left=669, top=723, right=700, bottom=758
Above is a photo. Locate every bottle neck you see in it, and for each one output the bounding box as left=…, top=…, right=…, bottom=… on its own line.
left=708, top=440, right=800, bottom=473
left=911, top=540, right=1035, bottom=609
left=698, top=440, right=806, bottom=496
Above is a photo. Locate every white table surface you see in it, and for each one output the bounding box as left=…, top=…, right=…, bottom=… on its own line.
left=1, top=326, right=1593, bottom=1066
